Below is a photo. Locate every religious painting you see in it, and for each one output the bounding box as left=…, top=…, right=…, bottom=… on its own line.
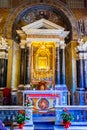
left=24, top=91, right=60, bottom=111
left=30, top=42, right=55, bottom=84
left=38, top=98, right=49, bottom=110
left=38, top=57, right=47, bottom=70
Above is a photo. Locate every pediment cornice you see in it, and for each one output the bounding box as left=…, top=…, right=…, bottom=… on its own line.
left=22, top=18, right=65, bottom=30
left=21, top=18, right=69, bottom=39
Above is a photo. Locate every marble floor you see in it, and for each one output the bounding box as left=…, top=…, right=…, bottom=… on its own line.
left=5, top=121, right=87, bottom=130
left=6, top=125, right=87, bottom=130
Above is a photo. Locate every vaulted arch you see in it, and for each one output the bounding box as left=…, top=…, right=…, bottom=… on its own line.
left=4, top=0, right=78, bottom=43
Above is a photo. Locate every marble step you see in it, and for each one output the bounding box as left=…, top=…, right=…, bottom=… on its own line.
left=33, top=116, right=55, bottom=122
left=54, top=126, right=87, bottom=130
left=34, top=124, right=54, bottom=130
left=34, top=122, right=54, bottom=129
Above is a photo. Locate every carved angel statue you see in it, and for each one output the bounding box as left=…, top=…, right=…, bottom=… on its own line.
left=76, top=38, right=87, bottom=51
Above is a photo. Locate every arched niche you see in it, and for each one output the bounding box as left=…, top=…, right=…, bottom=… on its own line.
left=4, top=0, right=78, bottom=43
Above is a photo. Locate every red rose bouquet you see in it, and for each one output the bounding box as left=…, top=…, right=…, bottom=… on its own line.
left=61, top=108, right=74, bottom=130
left=16, top=110, right=29, bottom=129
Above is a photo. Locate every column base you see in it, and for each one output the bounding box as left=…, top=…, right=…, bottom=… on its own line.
left=55, top=84, right=68, bottom=105
left=11, top=90, right=18, bottom=105
left=55, top=84, right=68, bottom=91
left=73, top=88, right=87, bottom=105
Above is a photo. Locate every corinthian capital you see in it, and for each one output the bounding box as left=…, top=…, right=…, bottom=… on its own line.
left=20, top=40, right=26, bottom=48
left=76, top=38, right=87, bottom=52
left=0, top=37, right=10, bottom=51
left=78, top=53, right=84, bottom=59
left=60, top=40, right=66, bottom=49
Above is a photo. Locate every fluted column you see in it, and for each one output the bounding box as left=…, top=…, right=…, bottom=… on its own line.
left=55, top=44, right=60, bottom=84
left=60, top=42, right=66, bottom=84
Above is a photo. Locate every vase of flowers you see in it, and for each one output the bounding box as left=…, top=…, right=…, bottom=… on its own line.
left=16, top=110, right=29, bottom=129
left=61, top=108, right=74, bottom=130
left=18, top=123, right=24, bottom=129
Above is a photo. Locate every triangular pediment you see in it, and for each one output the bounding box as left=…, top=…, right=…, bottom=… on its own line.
left=17, top=18, right=69, bottom=39
left=22, top=18, right=65, bottom=31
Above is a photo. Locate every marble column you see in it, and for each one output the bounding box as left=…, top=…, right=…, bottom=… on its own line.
left=76, top=52, right=85, bottom=105
left=76, top=39, right=87, bottom=90
left=60, top=43, right=66, bottom=84
left=20, top=42, right=31, bottom=85
left=55, top=44, right=60, bottom=84
left=0, top=38, right=10, bottom=88
left=20, top=45, right=26, bottom=84
left=0, top=55, right=8, bottom=87
left=76, top=52, right=84, bottom=90
left=25, top=44, right=31, bottom=84
left=11, top=42, right=21, bottom=90
left=74, top=40, right=87, bottom=105
left=83, top=53, right=87, bottom=89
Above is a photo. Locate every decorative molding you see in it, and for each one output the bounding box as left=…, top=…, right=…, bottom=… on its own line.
left=60, top=44, right=66, bottom=49
left=23, top=29, right=69, bottom=38
left=0, top=51, right=8, bottom=59
left=78, top=53, right=84, bottom=59
left=76, top=39, right=87, bottom=51
left=59, top=40, right=66, bottom=49
left=22, top=18, right=65, bottom=30
left=26, top=38, right=60, bottom=43
left=0, top=37, right=10, bottom=59
left=4, top=0, right=77, bottom=41
left=75, top=39, right=87, bottom=59
left=0, top=37, right=10, bottom=51
left=21, top=18, right=69, bottom=39
left=84, top=53, right=87, bottom=59
left=20, top=40, right=26, bottom=48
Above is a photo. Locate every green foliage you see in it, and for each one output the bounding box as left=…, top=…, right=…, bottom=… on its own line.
left=61, top=108, right=74, bottom=122
left=16, top=110, right=29, bottom=124
left=16, top=114, right=25, bottom=124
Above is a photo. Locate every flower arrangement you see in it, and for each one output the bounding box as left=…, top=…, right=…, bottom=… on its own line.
left=61, top=108, right=74, bottom=130
left=32, top=84, right=37, bottom=90
left=16, top=110, right=29, bottom=129
left=49, top=84, right=53, bottom=89
left=25, top=98, right=32, bottom=106
left=31, top=81, right=37, bottom=90
left=48, top=80, right=53, bottom=89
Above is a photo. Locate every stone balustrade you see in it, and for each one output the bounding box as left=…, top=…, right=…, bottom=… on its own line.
left=0, top=106, right=33, bottom=127
left=55, top=105, right=87, bottom=126
left=0, top=105, right=87, bottom=129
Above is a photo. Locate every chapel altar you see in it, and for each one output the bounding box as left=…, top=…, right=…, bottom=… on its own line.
left=17, top=18, right=69, bottom=109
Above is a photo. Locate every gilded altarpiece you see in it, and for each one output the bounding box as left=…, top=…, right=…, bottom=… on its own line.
left=31, top=42, right=55, bottom=84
